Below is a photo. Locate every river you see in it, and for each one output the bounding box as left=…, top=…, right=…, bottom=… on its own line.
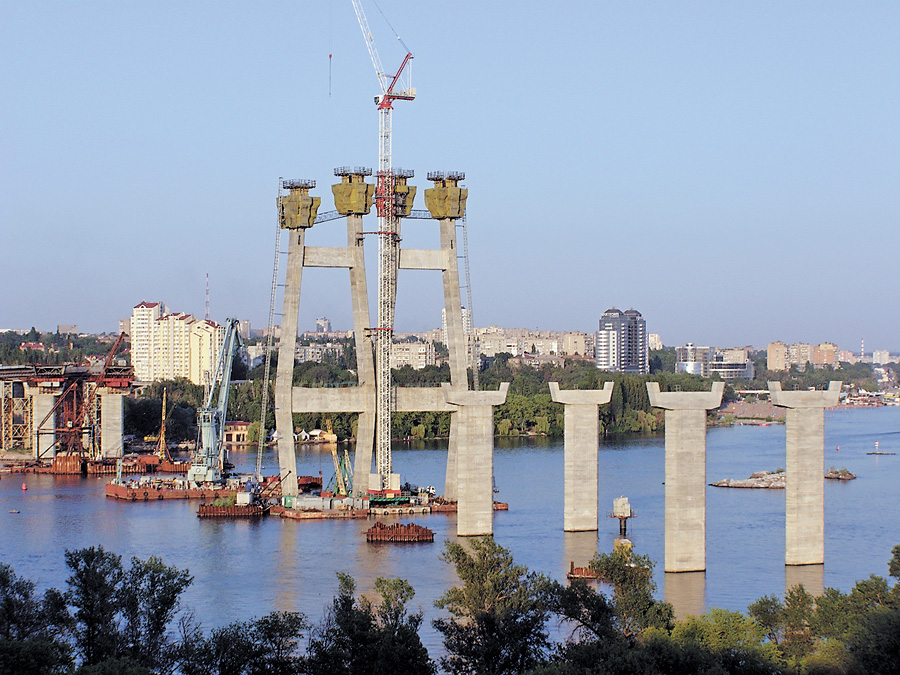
left=2, top=406, right=899, bottom=654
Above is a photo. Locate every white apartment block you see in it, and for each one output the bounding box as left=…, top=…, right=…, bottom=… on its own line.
left=130, top=302, right=225, bottom=386
left=648, top=333, right=663, bottom=351
left=391, top=341, right=436, bottom=370
left=130, top=301, right=165, bottom=381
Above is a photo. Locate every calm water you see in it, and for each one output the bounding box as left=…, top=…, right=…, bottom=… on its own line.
left=2, top=406, right=899, bottom=653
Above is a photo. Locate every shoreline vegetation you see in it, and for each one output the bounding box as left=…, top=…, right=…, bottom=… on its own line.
left=4, top=539, right=900, bottom=674
left=121, top=350, right=881, bottom=444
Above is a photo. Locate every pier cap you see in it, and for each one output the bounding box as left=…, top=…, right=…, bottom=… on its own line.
left=646, top=381, right=724, bottom=411
left=549, top=381, right=614, bottom=405
left=768, top=381, right=841, bottom=408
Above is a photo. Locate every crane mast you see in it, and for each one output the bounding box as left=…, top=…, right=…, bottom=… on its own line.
left=350, top=0, right=414, bottom=490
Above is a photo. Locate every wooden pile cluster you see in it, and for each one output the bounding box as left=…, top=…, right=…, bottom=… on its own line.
left=365, top=521, right=434, bottom=543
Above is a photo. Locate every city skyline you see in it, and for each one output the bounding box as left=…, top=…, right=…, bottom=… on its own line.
left=3, top=2, right=899, bottom=348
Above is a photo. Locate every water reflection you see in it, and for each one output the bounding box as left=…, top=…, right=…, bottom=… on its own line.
left=665, top=571, right=706, bottom=619
left=562, top=531, right=599, bottom=575
left=785, top=564, right=824, bottom=596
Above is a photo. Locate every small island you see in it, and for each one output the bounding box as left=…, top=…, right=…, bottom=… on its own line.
left=710, top=467, right=856, bottom=489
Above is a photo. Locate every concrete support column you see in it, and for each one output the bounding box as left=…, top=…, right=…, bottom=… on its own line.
left=99, top=392, right=124, bottom=458
left=769, top=381, right=841, bottom=566
left=346, top=213, right=376, bottom=496
left=442, top=383, right=508, bottom=536
left=275, top=229, right=306, bottom=497
left=444, top=413, right=460, bottom=501
left=647, top=382, right=724, bottom=573
left=31, top=393, right=57, bottom=459
left=549, top=382, right=614, bottom=532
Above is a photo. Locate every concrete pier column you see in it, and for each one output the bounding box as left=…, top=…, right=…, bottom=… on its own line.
left=274, top=179, right=321, bottom=497
left=444, top=413, right=460, bottom=502
left=548, top=382, right=614, bottom=532
left=99, top=392, right=124, bottom=458
left=442, top=383, right=508, bottom=536
left=647, top=382, right=724, bottom=573
left=31, top=393, right=57, bottom=459
left=768, top=381, right=841, bottom=566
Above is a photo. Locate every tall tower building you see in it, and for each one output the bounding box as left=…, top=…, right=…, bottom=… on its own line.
left=130, top=301, right=165, bottom=381
left=595, top=307, right=648, bottom=374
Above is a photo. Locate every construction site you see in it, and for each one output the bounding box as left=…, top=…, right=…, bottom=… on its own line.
left=0, top=333, right=132, bottom=474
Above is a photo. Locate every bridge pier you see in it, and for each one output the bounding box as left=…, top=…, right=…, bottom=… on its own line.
left=548, top=382, right=614, bottom=532
left=647, top=382, right=724, bottom=573
left=768, top=381, right=841, bottom=566
left=442, top=383, right=509, bottom=536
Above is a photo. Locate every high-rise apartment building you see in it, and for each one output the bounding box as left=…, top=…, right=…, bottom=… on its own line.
left=131, top=301, right=165, bottom=381
left=315, top=317, right=332, bottom=333
left=595, top=308, right=648, bottom=373
left=130, top=302, right=225, bottom=385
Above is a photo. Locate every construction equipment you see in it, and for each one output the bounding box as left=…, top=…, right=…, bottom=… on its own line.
left=187, top=318, right=242, bottom=484
left=324, top=416, right=351, bottom=496
left=155, top=388, right=173, bottom=462
left=32, top=332, right=131, bottom=459
left=255, top=180, right=284, bottom=481
left=458, top=215, right=480, bottom=390
left=350, top=0, right=415, bottom=490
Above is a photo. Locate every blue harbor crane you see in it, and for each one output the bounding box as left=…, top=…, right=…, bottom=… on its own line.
left=187, top=318, right=242, bottom=484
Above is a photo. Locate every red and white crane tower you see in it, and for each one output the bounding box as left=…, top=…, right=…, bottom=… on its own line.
left=350, top=0, right=415, bottom=488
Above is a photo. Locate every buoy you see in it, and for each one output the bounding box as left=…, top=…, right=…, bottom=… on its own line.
left=21, top=483, right=27, bottom=491
left=836, top=445, right=840, bottom=452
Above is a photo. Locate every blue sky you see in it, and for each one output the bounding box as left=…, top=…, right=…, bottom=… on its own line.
left=2, top=1, right=899, bottom=352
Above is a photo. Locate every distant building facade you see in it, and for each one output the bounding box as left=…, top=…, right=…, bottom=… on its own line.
left=675, top=343, right=711, bottom=377
left=315, top=317, right=332, bottom=333
left=596, top=308, right=648, bottom=374
left=648, top=333, right=663, bottom=351
left=768, top=341, right=839, bottom=371
left=391, top=341, right=436, bottom=370
left=707, top=347, right=754, bottom=381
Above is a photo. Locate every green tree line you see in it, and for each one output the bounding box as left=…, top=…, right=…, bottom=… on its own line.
left=5, top=540, right=900, bottom=674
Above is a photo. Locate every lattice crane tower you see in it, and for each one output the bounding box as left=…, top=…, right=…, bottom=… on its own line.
left=351, top=0, right=415, bottom=489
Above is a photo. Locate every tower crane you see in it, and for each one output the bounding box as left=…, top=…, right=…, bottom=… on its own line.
left=350, top=0, right=415, bottom=490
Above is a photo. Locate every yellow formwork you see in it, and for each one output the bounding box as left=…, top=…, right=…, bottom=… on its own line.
left=278, top=188, right=321, bottom=229
left=424, top=176, right=467, bottom=219
left=393, top=175, right=416, bottom=217
left=332, top=174, right=374, bottom=216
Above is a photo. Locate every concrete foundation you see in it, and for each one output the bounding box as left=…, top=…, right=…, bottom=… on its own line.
left=647, top=382, right=724, bottom=573
left=769, top=381, right=841, bottom=566
left=549, top=382, right=614, bottom=532
left=31, top=393, right=57, bottom=459
left=442, top=383, right=509, bottom=536
left=99, top=392, right=124, bottom=458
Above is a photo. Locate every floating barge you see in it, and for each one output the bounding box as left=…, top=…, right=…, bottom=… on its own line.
left=272, top=505, right=369, bottom=520
left=105, top=474, right=321, bottom=502
left=198, top=502, right=270, bottom=518
left=106, top=480, right=237, bottom=502
left=366, top=521, right=434, bottom=543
